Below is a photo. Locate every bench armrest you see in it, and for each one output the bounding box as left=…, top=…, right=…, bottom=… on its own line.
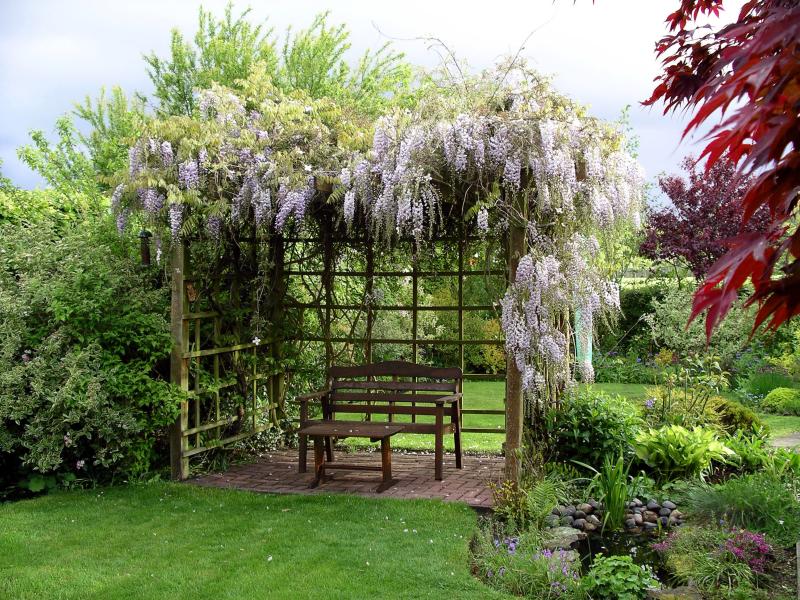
left=433, top=393, right=462, bottom=405
left=292, top=389, right=331, bottom=403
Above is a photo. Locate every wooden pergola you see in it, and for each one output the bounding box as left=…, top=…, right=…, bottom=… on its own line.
left=167, top=193, right=527, bottom=482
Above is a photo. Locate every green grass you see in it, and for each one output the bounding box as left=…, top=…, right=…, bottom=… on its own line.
left=759, top=414, right=800, bottom=439
left=0, top=483, right=506, bottom=600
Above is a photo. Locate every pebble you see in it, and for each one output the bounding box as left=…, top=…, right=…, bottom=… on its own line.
left=574, top=510, right=587, bottom=520
left=659, top=508, right=672, bottom=517
left=643, top=510, right=659, bottom=523
left=647, top=500, right=660, bottom=511
left=560, top=516, right=574, bottom=527
left=663, top=500, right=677, bottom=510
left=573, top=518, right=586, bottom=530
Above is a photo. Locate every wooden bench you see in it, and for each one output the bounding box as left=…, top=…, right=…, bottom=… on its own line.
left=296, top=361, right=463, bottom=481
left=298, top=422, right=405, bottom=492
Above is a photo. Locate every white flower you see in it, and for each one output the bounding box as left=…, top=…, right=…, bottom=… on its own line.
left=252, top=337, right=261, bottom=346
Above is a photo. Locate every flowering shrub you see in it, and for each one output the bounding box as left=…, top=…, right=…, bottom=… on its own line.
left=470, top=526, right=583, bottom=598
left=722, top=530, right=771, bottom=574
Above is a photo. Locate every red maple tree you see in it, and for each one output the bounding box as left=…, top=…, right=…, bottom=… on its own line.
left=640, top=155, right=767, bottom=280
left=645, top=0, right=800, bottom=337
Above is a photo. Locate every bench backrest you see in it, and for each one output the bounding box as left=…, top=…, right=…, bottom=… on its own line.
left=327, top=361, right=462, bottom=408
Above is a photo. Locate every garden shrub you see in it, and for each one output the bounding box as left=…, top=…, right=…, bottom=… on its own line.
left=594, top=352, right=657, bottom=385
left=545, top=389, right=641, bottom=469
left=708, top=396, right=765, bottom=434
left=760, top=387, right=800, bottom=416
left=490, top=476, right=570, bottom=532
left=595, top=284, right=665, bottom=355
left=744, top=371, right=797, bottom=399
left=633, top=425, right=734, bottom=481
left=652, top=526, right=766, bottom=596
left=0, top=218, right=181, bottom=496
left=687, top=472, right=800, bottom=546
left=581, top=554, right=656, bottom=600
left=470, top=526, right=583, bottom=598
left=645, top=286, right=759, bottom=370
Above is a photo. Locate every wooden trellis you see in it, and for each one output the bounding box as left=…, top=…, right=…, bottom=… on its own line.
left=168, top=196, right=526, bottom=481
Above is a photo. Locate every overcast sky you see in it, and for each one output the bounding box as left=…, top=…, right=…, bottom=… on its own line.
left=0, top=0, right=740, bottom=192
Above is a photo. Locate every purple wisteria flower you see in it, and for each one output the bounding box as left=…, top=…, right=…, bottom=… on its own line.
left=160, top=141, right=174, bottom=167
left=139, top=188, right=164, bottom=214
left=178, top=159, right=199, bottom=190
left=169, top=203, right=183, bottom=240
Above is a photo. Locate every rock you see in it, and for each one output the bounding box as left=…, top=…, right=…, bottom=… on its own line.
left=574, top=510, right=587, bottom=520
left=588, top=499, right=599, bottom=509
left=561, top=505, right=576, bottom=517
left=631, top=497, right=643, bottom=507
left=659, top=507, right=672, bottom=517
left=633, top=513, right=643, bottom=526
left=647, top=500, right=661, bottom=511
left=625, top=518, right=637, bottom=529
left=660, top=516, right=670, bottom=527
left=643, top=522, right=657, bottom=531
left=577, top=503, right=593, bottom=514
left=647, top=585, right=702, bottom=599
left=560, top=516, right=574, bottom=527
left=543, top=526, right=587, bottom=550
left=544, top=515, right=560, bottom=528
left=643, top=510, right=659, bottom=523
left=552, top=506, right=563, bottom=516
left=633, top=507, right=644, bottom=515
left=663, top=500, right=677, bottom=510
left=573, top=518, right=586, bottom=530
left=671, top=510, right=682, bottom=519
left=586, top=514, right=601, bottom=526
left=583, top=523, right=597, bottom=533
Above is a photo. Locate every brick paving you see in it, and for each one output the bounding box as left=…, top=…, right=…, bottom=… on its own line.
left=189, top=448, right=504, bottom=508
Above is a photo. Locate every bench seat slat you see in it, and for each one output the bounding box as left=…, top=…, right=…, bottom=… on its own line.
left=330, top=404, right=455, bottom=417
left=331, top=392, right=455, bottom=403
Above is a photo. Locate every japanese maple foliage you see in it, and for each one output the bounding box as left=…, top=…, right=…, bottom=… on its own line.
left=640, top=155, right=766, bottom=279
left=645, top=0, right=800, bottom=337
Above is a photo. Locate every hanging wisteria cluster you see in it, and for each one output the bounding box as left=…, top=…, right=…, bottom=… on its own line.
left=113, top=65, right=644, bottom=411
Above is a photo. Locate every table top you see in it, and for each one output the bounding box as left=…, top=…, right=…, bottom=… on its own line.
left=299, top=421, right=405, bottom=438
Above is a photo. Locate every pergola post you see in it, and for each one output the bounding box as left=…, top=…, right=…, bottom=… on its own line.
left=504, top=214, right=526, bottom=483
left=169, top=241, right=190, bottom=480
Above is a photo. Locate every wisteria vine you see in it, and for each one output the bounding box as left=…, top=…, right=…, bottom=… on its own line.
left=113, top=65, right=644, bottom=413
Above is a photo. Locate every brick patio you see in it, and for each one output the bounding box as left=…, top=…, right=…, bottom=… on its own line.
left=189, top=448, right=504, bottom=508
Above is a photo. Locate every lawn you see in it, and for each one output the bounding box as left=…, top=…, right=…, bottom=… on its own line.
left=0, top=483, right=506, bottom=600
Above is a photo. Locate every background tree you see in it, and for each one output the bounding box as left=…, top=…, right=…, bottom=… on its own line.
left=640, top=155, right=766, bottom=280
left=645, top=0, right=800, bottom=335
left=145, top=5, right=413, bottom=118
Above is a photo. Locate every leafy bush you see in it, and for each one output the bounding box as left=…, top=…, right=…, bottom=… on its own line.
left=581, top=555, right=656, bottom=600
left=724, top=431, right=772, bottom=473
left=743, top=371, right=796, bottom=399
left=633, top=425, right=734, bottom=481
left=595, top=284, right=665, bottom=355
left=594, top=353, right=657, bottom=385
left=708, top=396, right=765, bottom=434
left=645, top=286, right=759, bottom=370
left=545, top=389, right=641, bottom=469
left=687, top=472, right=800, bottom=546
left=760, top=387, right=800, bottom=416
left=0, top=218, right=181, bottom=495
left=470, top=526, right=583, bottom=598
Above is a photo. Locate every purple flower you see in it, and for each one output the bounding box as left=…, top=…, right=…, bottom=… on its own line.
left=138, top=188, right=164, bottom=214
left=169, top=203, right=183, bottom=240
left=76, top=459, right=85, bottom=470
left=160, top=141, right=174, bottom=167
left=645, top=398, right=656, bottom=410
left=178, top=159, right=199, bottom=190
left=206, top=215, right=222, bottom=240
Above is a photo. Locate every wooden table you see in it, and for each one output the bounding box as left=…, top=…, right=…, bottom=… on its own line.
left=298, top=421, right=405, bottom=492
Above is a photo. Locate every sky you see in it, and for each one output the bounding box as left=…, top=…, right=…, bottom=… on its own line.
left=0, top=0, right=741, bottom=192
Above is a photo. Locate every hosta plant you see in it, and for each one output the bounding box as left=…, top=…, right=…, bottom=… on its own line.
left=634, top=425, right=734, bottom=481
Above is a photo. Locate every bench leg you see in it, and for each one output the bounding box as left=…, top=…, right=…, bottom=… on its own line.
left=325, top=435, right=334, bottom=463
left=376, top=437, right=398, bottom=493
left=299, top=433, right=308, bottom=473
left=435, top=405, right=444, bottom=481
left=452, top=401, right=463, bottom=469
left=310, top=436, right=325, bottom=488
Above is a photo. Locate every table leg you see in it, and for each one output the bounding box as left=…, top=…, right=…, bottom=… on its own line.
left=310, top=435, right=325, bottom=488
left=377, top=436, right=398, bottom=493
left=435, top=404, right=444, bottom=481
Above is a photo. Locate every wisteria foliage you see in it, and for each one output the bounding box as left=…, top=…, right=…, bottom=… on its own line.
left=113, top=65, right=643, bottom=409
